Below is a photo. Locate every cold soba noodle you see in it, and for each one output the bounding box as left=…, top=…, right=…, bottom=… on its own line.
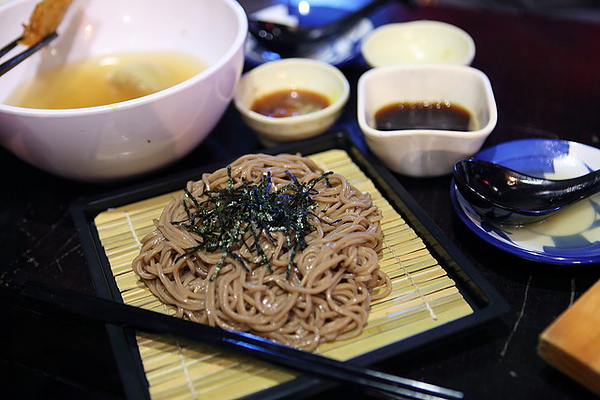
left=132, top=154, right=391, bottom=351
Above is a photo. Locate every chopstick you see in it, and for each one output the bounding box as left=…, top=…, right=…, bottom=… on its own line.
left=0, top=32, right=57, bottom=77
left=21, top=282, right=463, bottom=400
left=0, top=37, right=20, bottom=59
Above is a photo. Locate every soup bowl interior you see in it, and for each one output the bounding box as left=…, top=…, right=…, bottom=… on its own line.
left=0, top=0, right=247, bottom=182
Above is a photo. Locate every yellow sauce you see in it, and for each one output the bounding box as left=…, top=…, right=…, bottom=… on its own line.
left=8, top=51, right=207, bottom=109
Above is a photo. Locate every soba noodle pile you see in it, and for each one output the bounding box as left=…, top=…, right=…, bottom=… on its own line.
left=132, top=153, right=392, bottom=351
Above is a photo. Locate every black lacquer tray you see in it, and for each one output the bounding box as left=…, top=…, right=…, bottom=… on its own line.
left=70, top=130, right=509, bottom=400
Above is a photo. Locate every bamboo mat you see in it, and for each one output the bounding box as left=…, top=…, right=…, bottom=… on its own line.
left=94, top=149, right=473, bottom=400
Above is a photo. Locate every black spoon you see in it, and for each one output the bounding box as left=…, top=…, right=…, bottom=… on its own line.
left=453, top=158, right=600, bottom=225
left=248, top=0, right=402, bottom=55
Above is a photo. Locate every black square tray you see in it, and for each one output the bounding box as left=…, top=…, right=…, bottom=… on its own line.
left=70, top=130, right=509, bottom=400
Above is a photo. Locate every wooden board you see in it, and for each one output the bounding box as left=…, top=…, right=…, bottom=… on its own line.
left=538, top=278, right=600, bottom=395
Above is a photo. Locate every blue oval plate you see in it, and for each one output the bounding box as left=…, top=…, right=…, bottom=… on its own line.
left=451, top=138, right=600, bottom=265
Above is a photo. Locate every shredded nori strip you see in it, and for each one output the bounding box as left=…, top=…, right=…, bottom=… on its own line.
left=172, top=168, right=337, bottom=280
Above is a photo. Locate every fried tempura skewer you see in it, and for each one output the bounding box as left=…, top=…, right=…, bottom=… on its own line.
left=19, top=0, right=72, bottom=46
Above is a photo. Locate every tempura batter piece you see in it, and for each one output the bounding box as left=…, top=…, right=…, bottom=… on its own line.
left=20, top=0, right=72, bottom=46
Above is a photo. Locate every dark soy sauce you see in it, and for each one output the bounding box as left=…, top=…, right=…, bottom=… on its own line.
left=374, top=101, right=473, bottom=131
left=251, top=89, right=330, bottom=118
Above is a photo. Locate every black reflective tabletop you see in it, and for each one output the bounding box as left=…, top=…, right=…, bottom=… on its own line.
left=1, top=3, right=599, bottom=400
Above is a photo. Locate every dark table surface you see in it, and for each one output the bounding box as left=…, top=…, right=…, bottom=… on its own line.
left=1, top=3, right=599, bottom=400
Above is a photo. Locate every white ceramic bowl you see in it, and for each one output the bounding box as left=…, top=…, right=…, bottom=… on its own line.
left=361, top=20, right=475, bottom=68
left=0, top=0, right=247, bottom=182
left=357, top=64, right=497, bottom=177
left=234, top=58, right=350, bottom=146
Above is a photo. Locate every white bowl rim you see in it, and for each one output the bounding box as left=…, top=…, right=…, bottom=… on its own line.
left=365, top=19, right=474, bottom=36
left=0, top=0, right=248, bottom=117
left=361, top=20, right=476, bottom=67
left=234, top=58, right=351, bottom=125
left=357, top=64, right=497, bottom=139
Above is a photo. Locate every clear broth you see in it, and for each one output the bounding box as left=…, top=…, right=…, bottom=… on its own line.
left=8, top=51, right=207, bottom=109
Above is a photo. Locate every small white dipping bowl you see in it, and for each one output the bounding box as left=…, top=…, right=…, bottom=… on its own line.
left=0, top=0, right=247, bottom=182
left=361, top=20, right=475, bottom=68
left=234, top=58, right=350, bottom=146
left=357, top=64, right=497, bottom=177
